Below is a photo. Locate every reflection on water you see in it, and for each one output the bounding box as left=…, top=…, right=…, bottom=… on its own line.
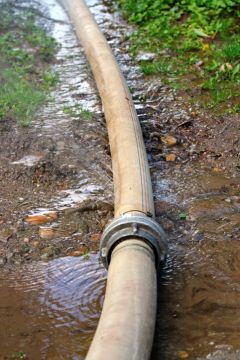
left=0, top=254, right=106, bottom=359
left=152, top=168, right=240, bottom=359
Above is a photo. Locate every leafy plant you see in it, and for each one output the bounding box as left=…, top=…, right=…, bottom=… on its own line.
left=116, top=0, right=240, bottom=112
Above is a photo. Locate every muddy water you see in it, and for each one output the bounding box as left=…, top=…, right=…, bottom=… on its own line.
left=152, top=168, right=240, bottom=359
left=1, top=0, right=240, bottom=360
left=0, top=254, right=106, bottom=359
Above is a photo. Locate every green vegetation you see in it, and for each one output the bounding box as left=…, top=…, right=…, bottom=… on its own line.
left=0, top=1, right=58, bottom=125
left=179, top=212, right=188, bottom=220
left=116, top=0, right=240, bottom=112
left=63, top=104, right=94, bottom=121
left=10, top=351, right=27, bottom=360
left=0, top=70, right=46, bottom=125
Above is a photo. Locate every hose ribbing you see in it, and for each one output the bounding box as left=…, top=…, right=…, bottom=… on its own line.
left=61, top=0, right=155, bottom=218
left=58, top=1, right=167, bottom=359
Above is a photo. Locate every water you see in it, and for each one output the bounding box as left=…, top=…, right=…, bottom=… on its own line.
left=0, top=254, right=106, bottom=359
left=152, top=168, right=240, bottom=359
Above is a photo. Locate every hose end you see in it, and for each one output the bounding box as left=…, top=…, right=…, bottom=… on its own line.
left=100, top=215, right=167, bottom=269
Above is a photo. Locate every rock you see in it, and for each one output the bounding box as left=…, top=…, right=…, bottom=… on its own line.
left=220, top=63, right=232, bottom=72
left=41, top=246, right=55, bottom=259
left=39, top=227, right=56, bottom=239
left=161, top=135, right=177, bottom=147
left=178, top=350, right=189, bottom=359
left=166, top=153, right=176, bottom=162
left=213, top=166, right=222, bottom=173
left=90, top=233, right=101, bottom=242
left=155, top=200, right=171, bottom=216
left=136, top=51, right=156, bottom=62
left=70, top=247, right=86, bottom=257
left=26, top=211, right=58, bottom=225
left=0, top=257, right=7, bottom=266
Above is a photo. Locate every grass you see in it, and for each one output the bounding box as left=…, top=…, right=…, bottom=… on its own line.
left=0, top=1, right=58, bottom=125
left=10, top=351, right=27, bottom=360
left=63, top=105, right=94, bottom=121
left=116, top=0, right=240, bottom=113
left=0, top=69, right=46, bottom=125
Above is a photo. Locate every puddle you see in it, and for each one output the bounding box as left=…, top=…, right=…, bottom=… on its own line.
left=0, top=254, right=106, bottom=359
left=152, top=168, right=240, bottom=359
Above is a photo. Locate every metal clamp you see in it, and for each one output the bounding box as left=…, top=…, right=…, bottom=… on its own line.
left=100, top=215, right=168, bottom=269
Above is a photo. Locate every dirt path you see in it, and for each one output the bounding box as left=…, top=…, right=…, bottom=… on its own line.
left=0, top=0, right=240, bottom=359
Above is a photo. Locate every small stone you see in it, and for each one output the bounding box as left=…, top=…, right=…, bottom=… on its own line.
left=0, top=257, right=7, bottom=266
left=213, top=166, right=222, bottom=173
left=166, top=153, right=176, bottom=162
left=71, top=249, right=85, bottom=257
left=220, top=63, right=233, bottom=72
left=41, top=246, right=55, bottom=259
left=136, top=51, right=156, bottom=62
left=23, top=237, right=29, bottom=243
left=33, top=241, right=40, bottom=247
left=39, top=227, right=56, bottom=239
left=161, top=135, right=177, bottom=147
left=195, top=60, right=203, bottom=67
left=90, top=233, right=101, bottom=242
left=178, top=350, right=189, bottom=359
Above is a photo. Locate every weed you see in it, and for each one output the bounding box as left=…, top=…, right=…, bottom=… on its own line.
left=63, top=105, right=94, bottom=120
left=42, top=71, right=59, bottom=89
left=116, top=0, right=240, bottom=112
left=25, top=22, right=58, bottom=61
left=11, top=351, right=27, bottom=360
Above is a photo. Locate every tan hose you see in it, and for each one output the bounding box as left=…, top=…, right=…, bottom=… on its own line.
left=60, top=0, right=154, bottom=218
left=59, top=1, right=167, bottom=359
left=88, top=240, right=157, bottom=360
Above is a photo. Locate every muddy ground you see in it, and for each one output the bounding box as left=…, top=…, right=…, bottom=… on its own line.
left=0, top=0, right=240, bottom=359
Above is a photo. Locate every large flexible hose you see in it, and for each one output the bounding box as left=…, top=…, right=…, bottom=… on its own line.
left=59, top=1, right=167, bottom=359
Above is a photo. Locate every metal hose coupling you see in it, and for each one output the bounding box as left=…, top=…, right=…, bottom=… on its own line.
left=100, top=214, right=168, bottom=269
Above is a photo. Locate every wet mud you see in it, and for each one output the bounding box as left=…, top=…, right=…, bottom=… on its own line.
left=0, top=0, right=239, bottom=359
